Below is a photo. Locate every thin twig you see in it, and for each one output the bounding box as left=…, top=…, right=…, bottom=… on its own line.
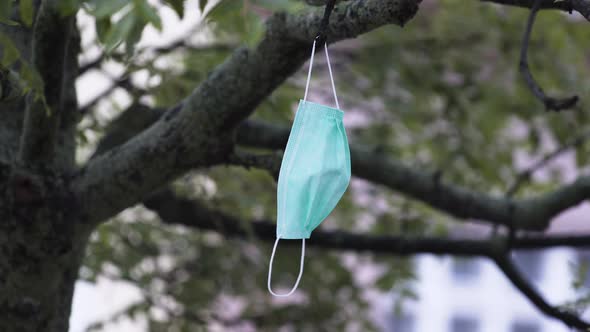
left=519, top=0, right=579, bottom=111
left=78, top=41, right=235, bottom=113
left=79, top=41, right=236, bottom=76
left=507, top=128, right=590, bottom=196
left=494, top=254, right=590, bottom=330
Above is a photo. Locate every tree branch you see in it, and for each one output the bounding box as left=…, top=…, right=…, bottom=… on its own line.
left=79, top=41, right=236, bottom=77
left=494, top=254, right=590, bottom=330
left=142, top=189, right=590, bottom=330
left=507, top=127, right=590, bottom=196
left=518, top=0, right=579, bottom=111
left=92, top=103, right=167, bottom=158
left=71, top=0, right=421, bottom=225
left=238, top=120, right=590, bottom=231
left=480, top=0, right=590, bottom=20
left=143, top=189, right=496, bottom=256
left=571, top=0, right=590, bottom=20
left=18, top=0, right=76, bottom=169
left=92, top=104, right=590, bottom=232
left=143, top=189, right=590, bottom=252
left=78, top=75, right=146, bottom=114
left=227, top=149, right=282, bottom=180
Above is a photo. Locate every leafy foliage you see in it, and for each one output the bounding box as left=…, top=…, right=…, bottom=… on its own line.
left=0, top=32, right=45, bottom=106
left=75, top=0, right=590, bottom=330
left=3, top=0, right=590, bottom=330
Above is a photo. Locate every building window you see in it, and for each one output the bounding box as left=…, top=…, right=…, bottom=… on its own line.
left=450, top=315, right=479, bottom=332
left=452, top=258, right=480, bottom=282
left=510, top=320, right=540, bottom=332
left=390, top=312, right=414, bottom=332
left=512, top=250, right=544, bottom=282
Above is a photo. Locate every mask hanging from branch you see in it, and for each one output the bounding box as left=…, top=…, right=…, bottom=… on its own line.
left=267, top=17, right=351, bottom=296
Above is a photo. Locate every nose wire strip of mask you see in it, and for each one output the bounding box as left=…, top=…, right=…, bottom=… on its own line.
left=303, top=40, right=340, bottom=110
left=267, top=238, right=306, bottom=297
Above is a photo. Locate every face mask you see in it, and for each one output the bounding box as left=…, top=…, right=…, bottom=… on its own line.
left=267, top=40, right=351, bottom=297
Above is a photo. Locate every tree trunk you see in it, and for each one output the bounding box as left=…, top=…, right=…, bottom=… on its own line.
left=0, top=169, right=89, bottom=332
left=0, top=7, right=83, bottom=330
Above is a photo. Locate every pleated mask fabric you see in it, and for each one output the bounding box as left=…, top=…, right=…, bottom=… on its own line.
left=267, top=40, right=351, bottom=297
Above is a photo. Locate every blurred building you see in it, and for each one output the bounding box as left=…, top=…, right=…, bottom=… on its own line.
left=386, top=205, right=590, bottom=332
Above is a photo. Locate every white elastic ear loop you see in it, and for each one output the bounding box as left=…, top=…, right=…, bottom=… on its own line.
left=324, top=42, right=340, bottom=109
left=303, top=40, right=340, bottom=109
left=267, top=238, right=306, bottom=297
left=303, top=40, right=317, bottom=102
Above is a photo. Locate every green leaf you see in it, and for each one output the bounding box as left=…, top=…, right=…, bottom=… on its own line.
left=58, top=0, right=82, bottom=16
left=89, top=0, right=129, bottom=19
left=124, top=18, right=145, bottom=57
left=19, top=0, right=33, bottom=27
left=103, top=12, right=137, bottom=54
left=0, top=31, right=20, bottom=67
left=570, top=260, right=590, bottom=291
left=199, top=0, right=207, bottom=13
left=0, top=1, right=14, bottom=20
left=0, top=1, right=18, bottom=26
left=207, top=0, right=241, bottom=20
left=95, top=18, right=111, bottom=45
left=576, top=146, right=588, bottom=167
left=134, top=0, right=162, bottom=31
left=20, top=60, right=50, bottom=114
left=167, top=0, right=184, bottom=18
left=20, top=61, right=45, bottom=95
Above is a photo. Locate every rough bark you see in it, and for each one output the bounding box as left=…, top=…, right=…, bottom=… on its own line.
left=71, top=0, right=421, bottom=226
left=19, top=0, right=79, bottom=170
left=1, top=0, right=590, bottom=331
left=96, top=106, right=590, bottom=232
left=0, top=194, right=88, bottom=332
left=0, top=2, right=82, bottom=331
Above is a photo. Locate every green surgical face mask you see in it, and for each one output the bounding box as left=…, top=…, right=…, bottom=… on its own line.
left=267, top=40, right=351, bottom=297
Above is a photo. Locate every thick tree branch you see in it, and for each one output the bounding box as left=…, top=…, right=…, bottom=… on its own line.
left=83, top=0, right=590, bottom=230
left=71, top=0, right=421, bottom=225
left=143, top=189, right=496, bottom=256
left=19, top=1, right=76, bottom=168
left=238, top=120, right=590, bottom=231
left=142, top=189, right=590, bottom=330
left=93, top=104, right=590, bottom=232
left=519, top=0, right=579, bottom=111
left=571, top=0, right=590, bottom=19
left=79, top=41, right=236, bottom=77
left=481, top=0, right=590, bottom=21
left=144, top=189, right=590, bottom=252
left=227, top=149, right=282, bottom=179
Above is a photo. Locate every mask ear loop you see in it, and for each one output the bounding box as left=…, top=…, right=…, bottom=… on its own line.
left=324, top=41, right=340, bottom=109
left=303, top=40, right=316, bottom=103
left=303, top=40, right=340, bottom=110
left=267, top=238, right=305, bottom=297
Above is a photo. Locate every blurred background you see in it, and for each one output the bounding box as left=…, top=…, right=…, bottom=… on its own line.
left=67, top=0, right=590, bottom=331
